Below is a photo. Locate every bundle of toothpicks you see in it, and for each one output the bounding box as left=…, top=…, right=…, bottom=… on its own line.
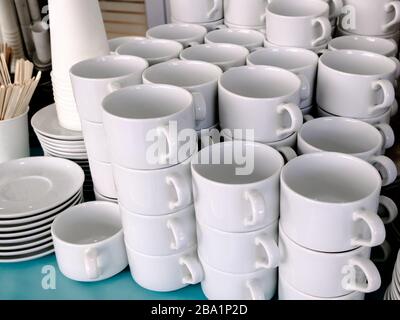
left=0, top=43, right=41, bottom=121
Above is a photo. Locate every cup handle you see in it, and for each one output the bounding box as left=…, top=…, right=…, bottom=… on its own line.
left=391, top=99, right=398, bottom=117
left=246, top=279, right=265, bottom=300
left=276, top=147, right=297, bottom=163
left=374, top=123, right=395, bottom=150
left=383, top=1, right=400, bottom=32
left=244, top=190, right=265, bottom=227
left=179, top=256, right=204, bottom=285
left=368, top=155, right=397, bottom=186
left=84, top=247, right=100, bottom=280
left=311, top=17, right=331, bottom=47
left=296, top=74, right=312, bottom=103
left=276, top=103, right=303, bottom=138
left=157, top=125, right=178, bottom=164
left=342, top=256, right=381, bottom=293
left=192, top=92, right=207, bottom=122
left=166, top=173, right=191, bottom=211
left=389, top=56, right=400, bottom=78
left=351, top=210, right=386, bottom=248
left=255, top=234, right=280, bottom=269
left=369, top=80, right=395, bottom=114
left=331, top=0, right=344, bottom=18
left=207, top=0, right=222, bottom=18
left=379, top=195, right=398, bottom=224
left=167, top=218, right=186, bottom=251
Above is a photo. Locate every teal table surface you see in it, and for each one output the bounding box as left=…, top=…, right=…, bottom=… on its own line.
left=0, top=254, right=207, bottom=300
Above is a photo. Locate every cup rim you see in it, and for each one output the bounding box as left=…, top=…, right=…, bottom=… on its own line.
left=205, top=28, right=265, bottom=47
left=146, top=23, right=207, bottom=43
left=328, top=36, right=397, bottom=56
left=267, top=0, right=329, bottom=19
left=120, top=203, right=194, bottom=220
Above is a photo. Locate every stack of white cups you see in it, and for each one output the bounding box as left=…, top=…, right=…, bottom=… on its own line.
left=48, top=0, right=109, bottom=131
left=169, top=0, right=224, bottom=31
left=192, top=141, right=282, bottom=300
left=102, top=84, right=203, bottom=292
left=224, top=0, right=267, bottom=34
left=69, top=55, right=149, bottom=201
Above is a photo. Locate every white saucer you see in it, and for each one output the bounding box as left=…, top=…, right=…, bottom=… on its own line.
left=0, top=235, right=52, bottom=251
left=43, top=150, right=88, bottom=160
left=0, top=229, right=51, bottom=245
left=35, top=131, right=85, bottom=146
left=0, top=240, right=53, bottom=256
left=0, top=245, right=54, bottom=263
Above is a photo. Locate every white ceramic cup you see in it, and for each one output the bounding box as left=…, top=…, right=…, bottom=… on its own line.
left=317, top=50, right=397, bottom=118
left=197, top=220, right=279, bottom=274
left=0, top=108, right=30, bottom=164
left=126, top=244, right=203, bottom=292
left=142, top=60, right=222, bottom=130
left=180, top=43, right=249, bottom=72
left=146, top=23, right=207, bottom=48
left=113, top=154, right=193, bottom=215
left=121, top=204, right=196, bottom=256
left=200, top=256, right=277, bottom=300
left=52, top=202, right=128, bottom=282
left=339, top=0, right=400, bottom=36
left=328, top=36, right=398, bottom=57
left=219, top=66, right=303, bottom=142
left=280, top=153, right=398, bottom=252
left=80, top=120, right=110, bottom=163
left=205, top=29, right=265, bottom=51
left=108, top=36, right=146, bottom=53
left=70, top=55, right=148, bottom=123
left=224, top=0, right=268, bottom=28
left=266, top=0, right=331, bottom=48
left=279, top=225, right=381, bottom=298
left=191, top=141, right=284, bottom=232
left=102, top=84, right=196, bottom=170
left=298, top=117, right=398, bottom=187
left=247, top=47, right=319, bottom=108
left=171, top=17, right=225, bottom=32
left=115, top=39, right=183, bottom=66
left=169, top=0, right=223, bottom=23
left=88, top=158, right=117, bottom=199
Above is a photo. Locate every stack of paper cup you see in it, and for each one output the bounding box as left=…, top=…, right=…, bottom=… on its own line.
left=48, top=0, right=109, bottom=131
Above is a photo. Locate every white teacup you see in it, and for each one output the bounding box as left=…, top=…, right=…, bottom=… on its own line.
left=80, top=120, right=110, bottom=163
left=219, top=66, right=303, bottom=142
left=113, top=154, right=193, bottom=215
left=69, top=55, right=148, bottom=123
left=108, top=36, right=145, bottom=53
left=191, top=141, right=284, bottom=232
left=115, top=39, right=183, bottom=66
left=180, top=43, right=249, bottom=72
left=197, top=220, right=279, bottom=274
left=263, top=37, right=330, bottom=54
left=279, top=225, right=381, bottom=298
left=142, top=60, right=222, bottom=130
left=298, top=117, right=397, bottom=186
left=52, top=202, right=128, bottom=282
left=102, top=84, right=196, bottom=170
left=224, top=0, right=268, bottom=28
left=339, top=0, right=400, bottom=36
left=121, top=205, right=196, bottom=256
left=88, top=158, right=117, bottom=199
left=328, top=36, right=398, bottom=57
left=146, top=23, right=207, bottom=48
left=280, top=153, right=398, bottom=253
left=200, top=257, right=277, bottom=300
left=247, top=47, right=318, bottom=108
left=205, top=28, right=265, bottom=51
left=266, top=0, right=331, bottom=48
left=126, top=244, right=203, bottom=292
left=169, top=0, right=223, bottom=23
left=317, top=50, right=397, bottom=118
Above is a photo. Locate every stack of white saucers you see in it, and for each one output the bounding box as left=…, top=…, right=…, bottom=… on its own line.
left=0, top=157, right=84, bottom=263
left=31, top=105, right=94, bottom=196
left=385, top=250, right=400, bottom=300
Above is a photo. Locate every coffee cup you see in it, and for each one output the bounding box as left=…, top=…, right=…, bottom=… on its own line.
left=169, top=0, right=223, bottom=23
left=224, top=0, right=268, bottom=28
left=328, top=36, right=398, bottom=57
left=205, top=28, right=265, bottom=51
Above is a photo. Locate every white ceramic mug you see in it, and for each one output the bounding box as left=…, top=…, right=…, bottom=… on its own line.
left=339, top=0, right=400, bottom=36
left=280, top=153, right=398, bottom=253
left=102, top=84, right=196, bottom=170
left=180, top=43, right=249, bottom=72
left=266, top=0, right=331, bottom=48
left=169, top=0, right=223, bottom=23
left=205, top=29, right=265, bottom=51
left=317, top=50, right=397, bottom=118
left=219, top=66, right=303, bottom=142
left=197, top=220, right=279, bottom=274
left=88, top=158, right=117, bottom=199
left=328, top=36, right=398, bottom=57
left=52, top=202, right=128, bottom=282
left=298, top=117, right=397, bottom=187
left=126, top=244, right=203, bottom=292
left=80, top=120, right=110, bottom=163
left=115, top=39, right=183, bottom=66
left=70, top=55, right=149, bottom=123
left=113, top=154, right=193, bottom=215
left=247, top=47, right=319, bottom=108
left=146, top=23, right=207, bottom=48
left=121, top=205, right=196, bottom=256
left=200, top=256, right=277, bottom=300
left=224, top=0, right=268, bottom=28
left=191, top=141, right=284, bottom=232
left=142, top=60, right=222, bottom=130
